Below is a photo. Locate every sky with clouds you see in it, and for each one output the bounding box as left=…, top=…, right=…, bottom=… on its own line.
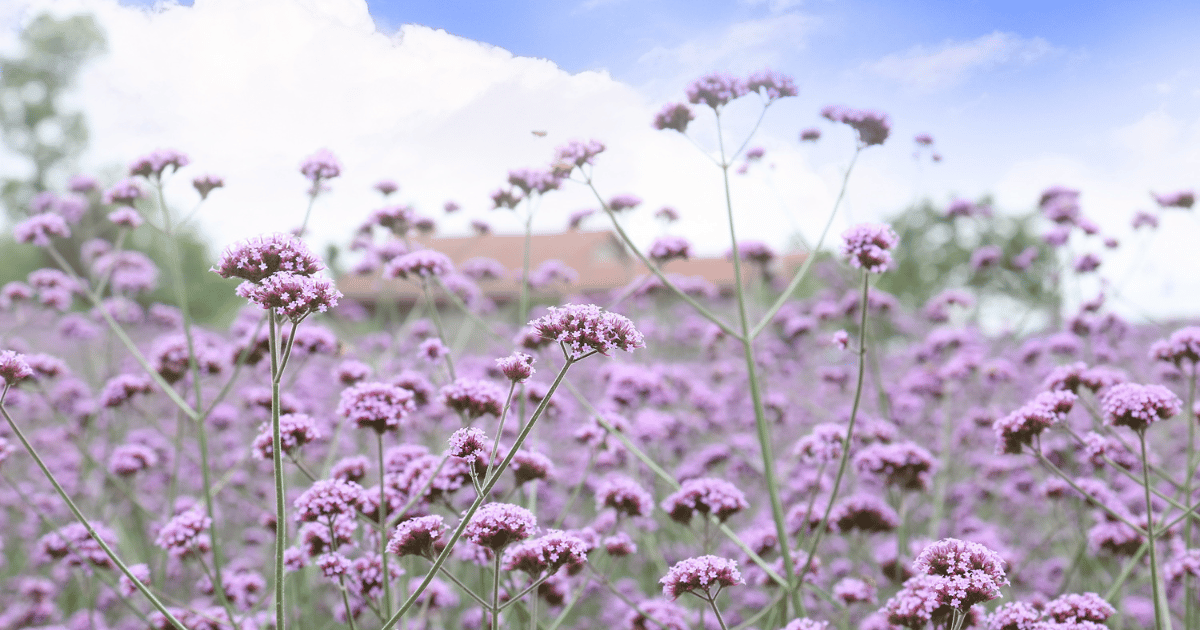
left=0, top=0, right=1198, bottom=319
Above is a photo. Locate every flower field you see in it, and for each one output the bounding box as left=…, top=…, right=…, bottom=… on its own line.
left=1, top=69, right=1198, bottom=630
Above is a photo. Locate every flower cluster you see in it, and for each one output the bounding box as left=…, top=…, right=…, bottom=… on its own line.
left=235, top=272, right=341, bottom=322
left=653, top=103, right=695, bottom=133
left=496, top=351, right=536, bottom=383
left=912, top=538, right=1008, bottom=611
left=661, top=477, right=749, bottom=523
left=440, top=378, right=506, bottom=419
left=660, top=555, right=743, bottom=600
left=387, top=515, right=447, bottom=559
left=337, top=382, right=416, bottom=433
left=300, top=148, right=341, bottom=182
left=129, top=149, right=190, bottom=178
left=384, top=249, right=453, bottom=280
left=212, top=233, right=324, bottom=284
left=529, top=304, right=645, bottom=358
left=821, top=104, right=892, bottom=146
left=993, top=390, right=1077, bottom=454
left=252, top=413, right=321, bottom=459
left=295, top=479, right=365, bottom=522
left=841, top=223, right=899, bottom=273
left=501, top=530, right=588, bottom=574
left=596, top=474, right=654, bottom=518
left=155, top=509, right=212, bottom=559
left=1100, top=382, right=1182, bottom=432
left=463, top=502, right=537, bottom=550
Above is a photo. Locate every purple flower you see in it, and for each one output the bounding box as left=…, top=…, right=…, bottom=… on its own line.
left=970, top=245, right=1003, bottom=271
left=799, top=127, right=821, bottom=141
left=831, top=494, right=899, bottom=533
left=384, top=249, right=453, bottom=280
left=508, top=167, right=561, bottom=195
left=501, top=530, right=588, bottom=574
left=529, top=303, right=645, bottom=358
left=236, top=272, right=341, bottom=321
left=464, top=502, right=537, bottom=550
left=337, top=382, right=415, bottom=433
left=440, top=378, right=506, bottom=419
left=1073, top=253, right=1101, bottom=273
left=129, top=149, right=190, bottom=178
left=212, top=233, right=324, bottom=284
left=155, top=509, right=212, bottom=559
left=1044, top=592, right=1116, bottom=624
left=1100, top=382, right=1182, bottom=432
left=375, top=179, right=399, bottom=195
left=554, top=139, right=606, bottom=169
left=1152, top=189, right=1194, bottom=209
left=13, top=213, right=70, bottom=246
left=1150, top=326, right=1200, bottom=366
left=1132, top=210, right=1159, bottom=230
left=596, top=474, right=654, bottom=518
left=660, top=555, right=743, bottom=600
left=783, top=620, right=829, bottom=630
left=418, top=337, right=449, bottom=362
left=300, top=148, right=342, bottom=182
left=69, top=174, right=98, bottom=193
left=914, top=537, right=1008, bottom=610
left=108, top=443, right=159, bottom=476
left=853, top=441, right=937, bottom=492
left=608, top=194, right=642, bottom=212
left=686, top=73, right=749, bottom=109
left=661, top=477, right=749, bottom=523
left=841, top=223, right=899, bottom=273
left=496, top=351, right=536, bottom=383
left=37, top=522, right=117, bottom=569
left=914, top=133, right=934, bottom=146
left=653, top=102, right=695, bottom=133
left=491, top=187, right=524, bottom=209
left=107, top=207, right=143, bottom=228
left=295, top=479, right=365, bottom=522
left=511, top=449, right=554, bottom=484
left=193, top=174, right=224, bottom=199
left=252, top=413, right=321, bottom=459
left=993, top=390, right=1076, bottom=454
left=448, top=427, right=489, bottom=464
left=0, top=350, right=34, bottom=386
left=822, top=105, right=891, bottom=146
left=102, top=178, right=145, bottom=206
left=387, top=515, right=447, bottom=559
left=833, top=577, right=876, bottom=605
left=746, top=69, right=798, bottom=100
left=99, top=373, right=154, bottom=407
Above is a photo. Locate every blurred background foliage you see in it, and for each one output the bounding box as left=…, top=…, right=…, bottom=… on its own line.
left=0, top=12, right=242, bottom=325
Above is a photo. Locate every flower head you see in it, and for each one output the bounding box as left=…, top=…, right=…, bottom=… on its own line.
left=384, top=249, right=453, bottom=280
left=661, top=477, right=749, bottom=524
left=300, top=148, right=341, bottom=182
left=337, top=382, right=416, bottom=433
left=653, top=103, right=695, bottom=133
left=0, top=351, right=34, bottom=386
left=686, top=73, right=749, bottom=109
left=496, top=351, right=536, bottom=383
left=841, top=223, right=899, bottom=273
left=596, top=474, right=654, bottom=518
left=1100, top=382, right=1181, bottom=432
left=129, top=149, right=190, bottom=178
left=387, top=515, right=447, bottom=559
left=464, top=502, right=537, bottom=550
left=913, top=538, right=1008, bottom=610
left=155, top=509, right=212, bottom=559
left=212, top=234, right=324, bottom=284
left=823, top=105, right=891, bottom=146
left=440, top=378, right=506, bottom=419
left=13, top=214, right=70, bottom=246
left=660, top=555, right=743, bottom=600
left=501, top=530, right=588, bottom=574
left=237, top=272, right=341, bottom=322
left=529, top=304, right=645, bottom=358
left=1152, top=189, right=1194, bottom=209
left=103, top=178, right=145, bottom=206
left=295, top=479, right=365, bottom=522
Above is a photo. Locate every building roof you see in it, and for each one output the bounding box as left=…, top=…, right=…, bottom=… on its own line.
left=337, top=230, right=805, bottom=304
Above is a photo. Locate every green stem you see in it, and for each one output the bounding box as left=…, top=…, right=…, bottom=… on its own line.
left=268, top=313, right=287, bottom=630
left=715, top=109, right=797, bottom=618
left=377, top=433, right=393, bottom=617
left=492, top=550, right=502, bottom=630
left=1139, top=430, right=1167, bottom=630
left=796, top=271, right=871, bottom=594
left=705, top=592, right=731, bottom=630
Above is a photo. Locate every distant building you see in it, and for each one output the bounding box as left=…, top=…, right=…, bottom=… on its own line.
left=336, top=230, right=805, bottom=306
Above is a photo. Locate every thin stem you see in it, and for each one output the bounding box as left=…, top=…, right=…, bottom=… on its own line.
left=0, top=391, right=186, bottom=629
left=716, top=109, right=797, bottom=617
left=268, top=313, right=287, bottom=630
left=750, top=147, right=862, bottom=339
left=1139, top=430, right=1165, bottom=630
left=421, top=279, right=456, bottom=381
left=377, top=433, right=393, bottom=617
left=796, top=271, right=871, bottom=596
left=492, top=550, right=502, bottom=630
left=705, top=591, right=731, bottom=630
left=484, top=382, right=519, bottom=489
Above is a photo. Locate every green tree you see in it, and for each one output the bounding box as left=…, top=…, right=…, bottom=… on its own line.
left=0, top=12, right=106, bottom=214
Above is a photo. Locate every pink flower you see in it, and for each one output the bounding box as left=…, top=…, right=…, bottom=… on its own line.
left=529, top=304, right=645, bottom=358
left=660, top=555, right=743, bottom=600
left=841, top=223, right=899, bottom=273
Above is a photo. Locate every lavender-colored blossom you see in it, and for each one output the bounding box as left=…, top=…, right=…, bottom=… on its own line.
left=660, top=555, right=743, bottom=599
left=107, top=207, right=143, bottom=228
left=993, top=390, right=1076, bottom=454
left=1132, top=210, right=1159, bottom=230
left=530, top=303, right=645, bottom=358
left=511, top=449, right=554, bottom=484
left=108, top=443, right=159, bottom=476
left=129, top=148, right=190, bottom=178
left=464, top=502, right=537, bottom=550
left=833, top=577, right=876, bottom=605
left=102, top=178, right=145, bottom=206
left=831, top=494, right=900, bottom=533
left=252, top=413, right=320, bottom=459
left=1043, top=592, right=1116, bottom=624
left=212, top=233, right=323, bottom=283
left=554, top=139, right=606, bottom=169
left=799, top=127, right=821, bottom=141
left=237, top=271, right=341, bottom=321
left=300, top=148, right=341, bottom=181
left=841, top=223, right=899, bottom=273
left=596, top=474, right=654, bottom=518
left=746, top=69, right=798, bottom=100
left=384, top=249, right=453, bottom=280
left=387, top=515, right=447, bottom=559
left=854, top=441, right=937, bottom=492
left=686, top=73, right=748, bottom=109
left=783, top=620, right=828, bottom=630
left=822, top=105, right=891, bottom=146
left=448, top=427, right=488, bottom=464
left=155, top=509, right=212, bottom=559
left=496, top=351, right=536, bottom=383
left=914, top=537, right=1009, bottom=610
left=337, top=381, right=415, bottom=433
left=1152, top=189, right=1194, bottom=209
left=652, top=101, right=691, bottom=130
left=440, top=378, right=506, bottom=418
left=295, top=479, right=365, bottom=522
left=0, top=350, right=34, bottom=386
left=13, top=213, right=70, bottom=246
left=501, top=530, right=588, bottom=574
left=1100, top=382, right=1182, bottom=432
left=193, top=174, right=224, bottom=199
left=608, top=194, right=642, bottom=212
left=99, top=373, right=154, bottom=407
left=661, top=477, right=749, bottom=523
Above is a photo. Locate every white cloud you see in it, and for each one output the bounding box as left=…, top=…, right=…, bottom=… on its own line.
left=866, top=31, right=1055, bottom=92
